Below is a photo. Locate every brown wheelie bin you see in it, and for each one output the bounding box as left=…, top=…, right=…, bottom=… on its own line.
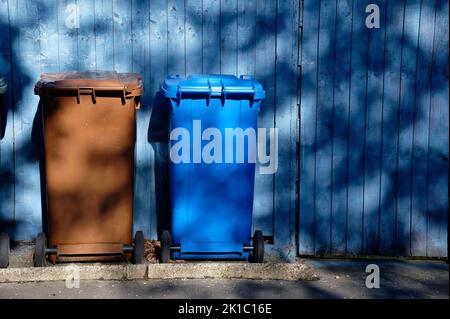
left=33, top=71, right=145, bottom=266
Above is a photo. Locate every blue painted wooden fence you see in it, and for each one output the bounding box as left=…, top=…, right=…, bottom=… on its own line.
left=0, top=0, right=448, bottom=259
left=0, top=0, right=299, bottom=260
left=299, top=0, right=448, bottom=257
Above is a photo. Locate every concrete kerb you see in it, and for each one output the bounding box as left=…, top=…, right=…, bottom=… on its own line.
left=0, top=262, right=318, bottom=283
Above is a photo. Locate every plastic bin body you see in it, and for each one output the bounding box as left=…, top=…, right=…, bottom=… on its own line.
left=163, top=74, right=265, bottom=260
left=34, top=71, right=142, bottom=262
left=0, top=76, right=6, bottom=136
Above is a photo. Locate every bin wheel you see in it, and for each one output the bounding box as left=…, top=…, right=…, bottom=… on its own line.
left=0, top=232, right=10, bottom=269
left=251, top=230, right=264, bottom=263
left=133, top=231, right=145, bottom=264
left=33, top=232, right=47, bottom=267
left=160, top=230, right=172, bottom=263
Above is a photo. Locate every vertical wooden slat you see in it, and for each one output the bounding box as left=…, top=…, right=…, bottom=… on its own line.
left=379, top=0, right=405, bottom=256
left=299, top=0, right=320, bottom=255
left=427, top=0, right=448, bottom=258
left=274, top=0, right=298, bottom=260
left=410, top=0, right=437, bottom=257
left=363, top=0, right=386, bottom=255
left=149, top=0, right=168, bottom=238
left=78, top=0, right=96, bottom=70
left=346, top=0, right=370, bottom=255
left=314, top=0, right=336, bottom=255
left=331, top=0, right=352, bottom=255
left=0, top=0, right=15, bottom=235
left=9, top=0, right=42, bottom=239
left=37, top=0, right=59, bottom=73
left=168, top=0, right=185, bottom=75
left=112, top=0, right=132, bottom=72
left=396, top=0, right=421, bottom=256
left=253, top=0, right=276, bottom=237
left=185, top=0, right=202, bottom=75
left=237, top=0, right=255, bottom=77
left=220, top=0, right=237, bottom=75
left=58, top=0, right=78, bottom=71
left=94, top=0, right=114, bottom=71
left=131, top=0, right=153, bottom=238
left=202, top=0, right=220, bottom=74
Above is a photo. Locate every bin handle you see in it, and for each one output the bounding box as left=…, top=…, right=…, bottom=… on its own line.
left=77, top=88, right=96, bottom=104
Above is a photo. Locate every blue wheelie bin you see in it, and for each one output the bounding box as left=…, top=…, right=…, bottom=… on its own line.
left=161, top=74, right=266, bottom=262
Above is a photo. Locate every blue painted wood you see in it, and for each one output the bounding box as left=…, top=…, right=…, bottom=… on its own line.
left=78, top=0, right=96, bottom=70
left=37, top=0, right=59, bottom=73
left=168, top=0, right=185, bottom=76
left=202, top=0, right=220, bottom=74
left=58, top=0, right=78, bottom=71
left=427, top=0, right=448, bottom=257
left=331, top=0, right=352, bottom=255
left=9, top=0, right=42, bottom=239
left=185, top=0, right=202, bottom=75
left=299, top=0, right=320, bottom=256
left=346, top=0, right=370, bottom=256
left=237, top=0, right=256, bottom=77
left=379, top=0, right=405, bottom=256
left=94, top=0, right=114, bottom=71
left=396, top=0, right=421, bottom=256
left=411, top=0, right=436, bottom=257
left=220, top=0, right=237, bottom=75
left=0, top=0, right=15, bottom=236
left=314, top=0, right=336, bottom=255
left=363, top=0, right=386, bottom=255
left=112, top=0, right=132, bottom=73
left=274, top=0, right=298, bottom=260
left=253, top=0, right=276, bottom=237
left=131, top=0, right=153, bottom=239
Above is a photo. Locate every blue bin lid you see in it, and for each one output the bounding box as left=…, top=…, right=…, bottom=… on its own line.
left=162, top=74, right=265, bottom=100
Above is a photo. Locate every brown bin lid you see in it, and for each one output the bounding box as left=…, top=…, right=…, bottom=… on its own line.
left=34, top=71, right=143, bottom=97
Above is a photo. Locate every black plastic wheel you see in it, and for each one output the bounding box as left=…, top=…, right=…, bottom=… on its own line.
left=251, top=230, right=264, bottom=263
left=0, top=232, right=10, bottom=269
left=132, top=231, right=145, bottom=264
left=160, top=230, right=172, bottom=263
left=33, top=232, right=47, bottom=267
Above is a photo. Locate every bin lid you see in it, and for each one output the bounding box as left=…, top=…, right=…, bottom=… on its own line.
left=0, top=76, right=6, bottom=94
left=34, top=71, right=143, bottom=96
left=162, top=74, right=265, bottom=100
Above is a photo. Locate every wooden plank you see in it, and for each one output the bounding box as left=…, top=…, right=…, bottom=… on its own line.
left=427, top=0, right=448, bottom=258
left=314, top=0, right=336, bottom=255
left=78, top=0, right=96, bottom=70
left=331, top=0, right=352, bottom=255
left=185, top=0, right=202, bottom=75
left=149, top=0, right=168, bottom=238
left=58, top=0, right=79, bottom=71
left=396, top=0, right=421, bottom=256
left=274, top=0, right=298, bottom=260
left=168, top=0, right=185, bottom=75
left=299, top=0, right=320, bottom=256
left=131, top=0, right=153, bottom=238
left=379, top=0, right=405, bottom=256
left=363, top=0, right=386, bottom=255
left=37, top=0, right=59, bottom=73
left=346, top=0, right=370, bottom=255
left=220, top=0, right=237, bottom=75
left=253, top=0, right=276, bottom=237
left=410, top=0, right=436, bottom=257
left=202, top=0, right=220, bottom=74
left=237, top=0, right=256, bottom=76
left=9, top=0, right=42, bottom=239
left=112, top=0, right=132, bottom=72
left=0, top=0, right=15, bottom=235
left=94, top=0, right=114, bottom=71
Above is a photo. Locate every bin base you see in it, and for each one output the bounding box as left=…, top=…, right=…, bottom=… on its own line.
left=171, top=241, right=250, bottom=260
left=48, top=243, right=131, bottom=263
